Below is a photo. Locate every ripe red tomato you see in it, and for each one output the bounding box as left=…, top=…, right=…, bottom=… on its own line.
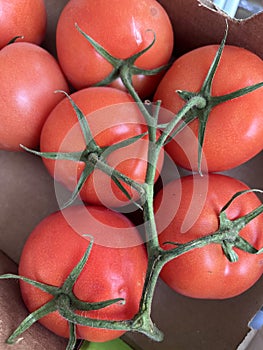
left=0, top=42, right=69, bottom=151
left=18, top=205, right=147, bottom=342
left=56, top=0, right=174, bottom=98
left=0, top=0, right=47, bottom=49
left=154, top=173, right=263, bottom=299
left=40, top=86, right=164, bottom=208
left=154, top=44, right=263, bottom=172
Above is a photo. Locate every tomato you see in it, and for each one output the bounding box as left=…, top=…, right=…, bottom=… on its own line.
left=0, top=42, right=69, bottom=151
left=56, top=0, right=174, bottom=98
left=154, top=44, right=263, bottom=172
left=18, top=205, right=147, bottom=342
left=154, top=173, right=263, bottom=299
left=0, top=0, right=46, bottom=49
left=40, top=86, right=164, bottom=208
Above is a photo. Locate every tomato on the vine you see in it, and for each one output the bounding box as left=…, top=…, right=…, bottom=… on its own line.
left=40, top=86, right=164, bottom=208
left=0, top=42, right=69, bottom=151
left=154, top=44, right=263, bottom=172
left=18, top=205, right=147, bottom=342
left=56, top=0, right=174, bottom=98
left=0, top=0, right=47, bottom=49
left=154, top=173, right=263, bottom=299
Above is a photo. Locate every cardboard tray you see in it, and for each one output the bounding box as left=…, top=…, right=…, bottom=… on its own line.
left=1, top=1, right=263, bottom=349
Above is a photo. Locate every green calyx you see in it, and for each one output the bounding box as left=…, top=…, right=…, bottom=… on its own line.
left=0, top=238, right=129, bottom=350
left=161, top=189, right=263, bottom=264
left=173, top=23, right=263, bottom=175
left=7, top=35, right=24, bottom=45
left=21, top=90, right=147, bottom=209
left=218, top=189, right=263, bottom=262
left=75, top=24, right=170, bottom=90
left=0, top=237, right=164, bottom=347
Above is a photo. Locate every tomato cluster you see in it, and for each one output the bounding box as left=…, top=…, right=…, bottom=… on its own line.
left=0, top=0, right=263, bottom=348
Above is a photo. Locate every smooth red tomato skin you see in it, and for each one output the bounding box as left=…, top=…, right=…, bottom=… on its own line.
left=154, top=45, right=263, bottom=172
left=40, top=86, right=164, bottom=207
left=0, top=0, right=46, bottom=48
left=0, top=42, right=69, bottom=151
left=18, top=205, right=147, bottom=342
left=56, top=0, right=174, bottom=98
left=154, top=174, right=263, bottom=299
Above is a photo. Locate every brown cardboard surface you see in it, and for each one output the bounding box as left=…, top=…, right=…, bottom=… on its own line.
left=42, top=0, right=69, bottom=56
left=0, top=250, right=67, bottom=349
left=0, top=1, right=263, bottom=350
left=0, top=151, right=61, bottom=263
left=158, top=0, right=263, bottom=58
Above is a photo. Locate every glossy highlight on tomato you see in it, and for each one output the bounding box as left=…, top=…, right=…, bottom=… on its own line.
left=154, top=44, right=263, bottom=172
left=0, top=42, right=69, bottom=151
left=56, top=0, right=174, bottom=98
left=18, top=205, right=147, bottom=342
left=154, top=173, right=263, bottom=299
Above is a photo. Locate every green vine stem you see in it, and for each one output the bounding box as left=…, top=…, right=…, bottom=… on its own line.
left=73, top=20, right=263, bottom=341
left=1, top=22, right=263, bottom=350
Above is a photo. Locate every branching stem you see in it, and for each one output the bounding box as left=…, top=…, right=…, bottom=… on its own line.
left=2, top=23, right=263, bottom=350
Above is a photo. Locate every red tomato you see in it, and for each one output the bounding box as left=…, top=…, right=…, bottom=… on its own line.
left=0, top=42, right=69, bottom=151
left=154, top=173, right=263, bottom=299
left=0, top=0, right=46, bottom=49
left=40, top=86, right=164, bottom=208
left=18, top=205, right=147, bottom=342
left=154, top=45, right=263, bottom=172
left=56, top=0, right=174, bottom=98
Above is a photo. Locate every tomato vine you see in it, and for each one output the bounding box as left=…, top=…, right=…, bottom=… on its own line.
left=1, top=22, right=263, bottom=350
